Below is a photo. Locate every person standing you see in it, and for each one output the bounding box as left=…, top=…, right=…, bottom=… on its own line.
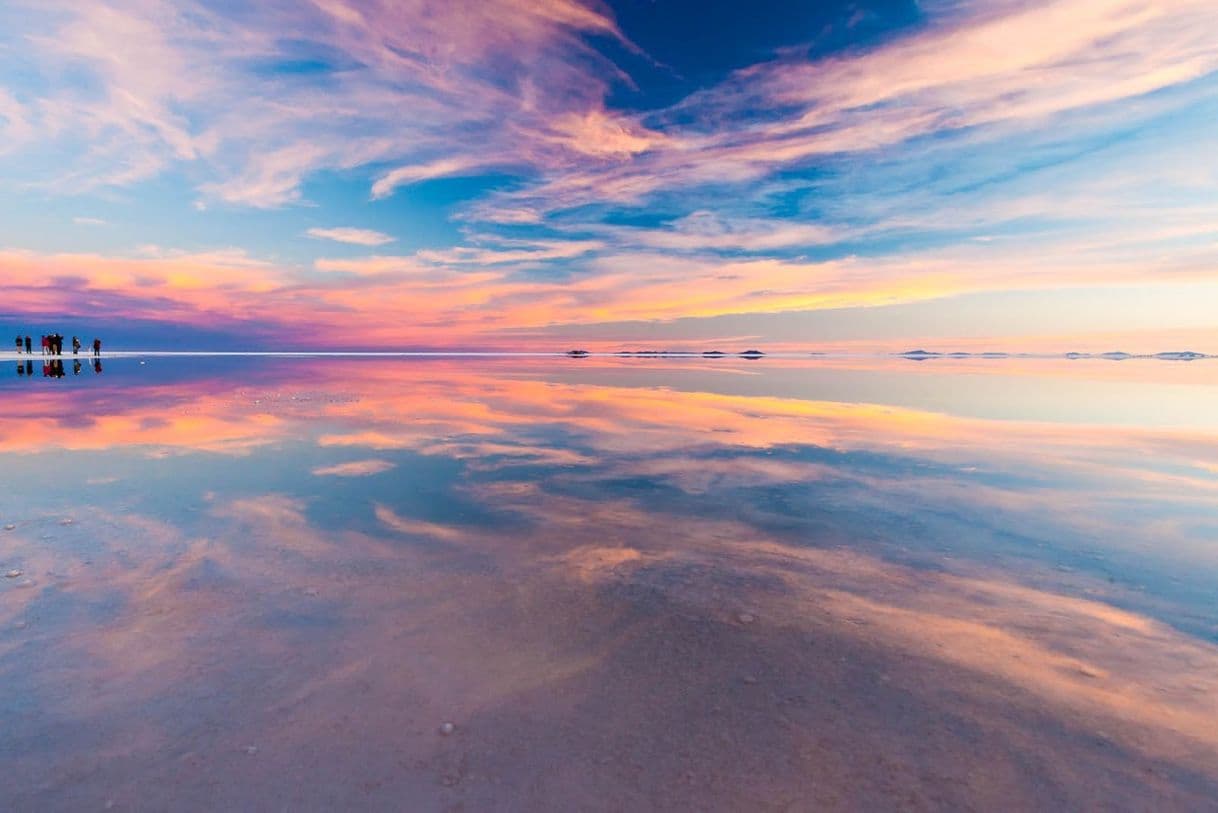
left=40, top=335, right=48, bottom=355
left=92, top=338, right=102, bottom=357
left=72, top=336, right=81, bottom=355
left=24, top=336, right=31, bottom=354
left=14, top=335, right=22, bottom=354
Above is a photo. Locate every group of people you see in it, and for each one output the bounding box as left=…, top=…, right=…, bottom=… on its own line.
left=15, top=358, right=102, bottom=378
left=13, top=334, right=102, bottom=356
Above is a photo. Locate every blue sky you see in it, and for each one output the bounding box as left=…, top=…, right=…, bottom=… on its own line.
left=1, top=0, right=1216, bottom=350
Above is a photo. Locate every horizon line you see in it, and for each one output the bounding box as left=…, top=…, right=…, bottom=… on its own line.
left=2, top=349, right=1214, bottom=361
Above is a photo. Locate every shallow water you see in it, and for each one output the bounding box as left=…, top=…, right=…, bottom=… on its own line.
left=2, top=356, right=1217, bottom=811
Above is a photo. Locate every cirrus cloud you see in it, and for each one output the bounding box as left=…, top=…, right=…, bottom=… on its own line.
left=311, top=459, right=397, bottom=477
left=306, top=227, right=396, bottom=246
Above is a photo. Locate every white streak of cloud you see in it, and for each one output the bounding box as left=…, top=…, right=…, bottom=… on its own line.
left=311, top=459, right=396, bottom=477
left=307, top=227, right=396, bottom=246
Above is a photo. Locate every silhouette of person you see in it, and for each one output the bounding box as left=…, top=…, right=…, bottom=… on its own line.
left=24, top=360, right=32, bottom=376
left=16, top=361, right=24, bottom=376
left=92, top=358, right=103, bottom=374
left=72, top=336, right=81, bottom=355
left=40, top=335, right=48, bottom=355
left=24, top=336, right=31, bottom=354
left=92, top=338, right=101, bottom=357
left=14, top=335, right=21, bottom=355
left=73, top=359, right=81, bottom=375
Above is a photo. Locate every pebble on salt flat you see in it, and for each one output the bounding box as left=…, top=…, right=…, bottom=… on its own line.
left=439, top=722, right=455, bottom=735
left=2, top=524, right=15, bottom=531
left=737, top=612, right=755, bottom=624
left=5, top=570, right=22, bottom=579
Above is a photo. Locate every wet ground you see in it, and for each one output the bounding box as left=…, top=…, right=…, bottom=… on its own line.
left=2, top=355, right=1217, bottom=811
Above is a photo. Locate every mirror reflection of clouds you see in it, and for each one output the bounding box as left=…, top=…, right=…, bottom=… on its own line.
left=2, top=358, right=1217, bottom=808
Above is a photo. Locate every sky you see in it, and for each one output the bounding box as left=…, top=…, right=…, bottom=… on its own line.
left=0, top=0, right=1216, bottom=351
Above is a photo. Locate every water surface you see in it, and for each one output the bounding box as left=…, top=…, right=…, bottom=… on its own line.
left=2, top=356, right=1217, bottom=810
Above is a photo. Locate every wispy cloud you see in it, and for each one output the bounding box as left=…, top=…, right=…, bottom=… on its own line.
left=371, top=157, right=494, bottom=200
left=311, top=459, right=396, bottom=477
left=8, top=0, right=1214, bottom=215
left=415, top=237, right=603, bottom=266
left=475, top=0, right=1218, bottom=218
left=307, top=227, right=396, bottom=246
left=73, top=217, right=109, bottom=226
left=5, top=0, right=632, bottom=206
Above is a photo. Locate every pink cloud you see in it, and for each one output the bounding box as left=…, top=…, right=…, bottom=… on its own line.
left=12, top=0, right=633, bottom=206
left=5, top=220, right=1218, bottom=349
left=370, top=157, right=494, bottom=200
left=480, top=0, right=1218, bottom=216
left=11, top=0, right=1215, bottom=225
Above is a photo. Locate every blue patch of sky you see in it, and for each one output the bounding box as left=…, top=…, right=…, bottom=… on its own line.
left=601, top=0, right=925, bottom=111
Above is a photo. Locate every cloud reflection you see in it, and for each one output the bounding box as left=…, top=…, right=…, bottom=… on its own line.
left=2, top=357, right=1218, bottom=807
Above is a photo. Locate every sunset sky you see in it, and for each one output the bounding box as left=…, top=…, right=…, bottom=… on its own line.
left=1, top=0, right=1216, bottom=351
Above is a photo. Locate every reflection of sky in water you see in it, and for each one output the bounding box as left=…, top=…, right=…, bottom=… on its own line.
left=2, top=357, right=1217, bottom=809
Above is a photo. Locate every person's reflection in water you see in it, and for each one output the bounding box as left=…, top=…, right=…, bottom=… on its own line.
left=16, top=361, right=25, bottom=376
left=24, top=360, right=31, bottom=377
left=92, top=358, right=103, bottom=374
left=73, top=360, right=81, bottom=376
